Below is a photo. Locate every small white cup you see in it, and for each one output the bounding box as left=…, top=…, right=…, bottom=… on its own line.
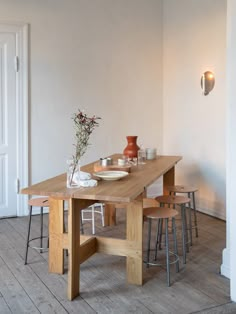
left=146, top=148, right=157, bottom=160
left=118, top=158, right=126, bottom=166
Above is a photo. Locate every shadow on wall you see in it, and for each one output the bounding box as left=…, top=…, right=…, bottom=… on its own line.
left=185, top=162, right=226, bottom=220
left=145, top=161, right=225, bottom=220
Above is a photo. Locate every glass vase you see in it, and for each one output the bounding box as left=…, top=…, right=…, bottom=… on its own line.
left=66, top=159, right=81, bottom=188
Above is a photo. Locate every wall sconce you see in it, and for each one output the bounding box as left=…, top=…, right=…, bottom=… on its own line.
left=201, top=71, right=215, bottom=96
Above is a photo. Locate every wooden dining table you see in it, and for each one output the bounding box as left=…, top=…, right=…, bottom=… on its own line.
left=21, top=154, right=182, bottom=300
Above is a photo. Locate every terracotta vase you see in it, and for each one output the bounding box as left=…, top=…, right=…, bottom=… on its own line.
left=123, top=136, right=140, bottom=158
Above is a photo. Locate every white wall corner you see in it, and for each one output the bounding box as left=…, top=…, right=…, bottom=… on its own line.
left=221, top=247, right=230, bottom=279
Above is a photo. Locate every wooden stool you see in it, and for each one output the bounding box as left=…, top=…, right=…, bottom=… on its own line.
left=167, top=185, right=199, bottom=243
left=155, top=195, right=191, bottom=264
left=144, top=207, right=179, bottom=286
left=24, top=197, right=49, bottom=264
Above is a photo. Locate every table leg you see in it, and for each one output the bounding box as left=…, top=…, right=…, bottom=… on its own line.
left=49, top=197, right=64, bottom=274
left=67, top=198, right=96, bottom=300
left=67, top=198, right=81, bottom=300
left=163, top=166, right=175, bottom=195
left=126, top=199, right=143, bottom=285
left=104, top=203, right=116, bottom=226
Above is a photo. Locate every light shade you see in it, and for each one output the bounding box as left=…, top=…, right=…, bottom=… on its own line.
left=201, top=71, right=215, bottom=95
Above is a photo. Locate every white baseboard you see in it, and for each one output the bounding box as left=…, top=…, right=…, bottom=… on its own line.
left=221, top=248, right=230, bottom=279
left=31, top=208, right=49, bottom=215
left=197, top=207, right=226, bottom=221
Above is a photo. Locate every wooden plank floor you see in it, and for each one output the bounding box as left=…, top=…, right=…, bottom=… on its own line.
left=0, top=208, right=234, bottom=314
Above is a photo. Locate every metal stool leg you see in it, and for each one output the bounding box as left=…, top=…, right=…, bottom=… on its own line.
left=165, top=218, right=170, bottom=286
left=192, top=192, right=199, bottom=238
left=25, top=206, right=33, bottom=265
left=101, top=204, right=105, bottom=227
left=154, top=219, right=161, bottom=260
left=172, top=217, right=179, bottom=273
left=183, top=205, right=189, bottom=253
left=187, top=194, right=193, bottom=246
left=158, top=218, right=163, bottom=250
left=40, top=206, right=43, bottom=253
left=181, top=205, right=187, bottom=264
left=80, top=214, right=84, bottom=234
left=91, top=205, right=95, bottom=235
left=159, top=203, right=165, bottom=249
left=146, top=218, right=152, bottom=268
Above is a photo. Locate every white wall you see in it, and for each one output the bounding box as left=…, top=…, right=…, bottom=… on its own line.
left=163, top=0, right=227, bottom=219
left=1, top=0, right=227, bottom=218
left=0, top=0, right=163, bottom=184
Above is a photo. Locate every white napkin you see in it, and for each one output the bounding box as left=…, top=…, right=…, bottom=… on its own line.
left=79, top=171, right=92, bottom=180
left=80, top=179, right=98, bottom=187
left=74, top=171, right=97, bottom=187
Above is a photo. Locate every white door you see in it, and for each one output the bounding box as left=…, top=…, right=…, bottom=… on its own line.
left=0, top=32, right=18, bottom=217
left=0, top=23, right=28, bottom=217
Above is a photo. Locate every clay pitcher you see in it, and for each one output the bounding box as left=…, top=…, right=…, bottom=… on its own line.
left=123, top=136, right=140, bottom=158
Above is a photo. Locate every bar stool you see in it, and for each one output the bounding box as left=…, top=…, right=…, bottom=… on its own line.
left=25, top=197, right=84, bottom=264
left=167, top=185, right=199, bottom=243
left=24, top=197, right=49, bottom=265
left=81, top=203, right=105, bottom=234
left=143, top=206, right=179, bottom=286
left=155, top=195, right=191, bottom=264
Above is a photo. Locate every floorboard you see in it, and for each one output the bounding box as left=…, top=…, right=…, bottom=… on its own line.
left=0, top=208, right=233, bottom=314
left=0, top=295, right=12, bottom=314
left=0, top=255, right=39, bottom=314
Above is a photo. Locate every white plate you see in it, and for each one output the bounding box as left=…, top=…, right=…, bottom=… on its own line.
left=93, top=171, right=129, bottom=181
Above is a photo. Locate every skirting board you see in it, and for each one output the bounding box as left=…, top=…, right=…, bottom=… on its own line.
left=197, top=206, right=226, bottom=221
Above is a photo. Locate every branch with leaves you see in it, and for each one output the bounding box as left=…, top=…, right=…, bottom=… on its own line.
left=70, top=109, right=101, bottom=185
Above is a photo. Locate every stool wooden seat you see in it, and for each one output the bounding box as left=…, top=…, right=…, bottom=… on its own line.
left=167, top=185, right=198, bottom=194
left=155, top=195, right=190, bottom=205
left=167, top=185, right=199, bottom=241
left=25, top=197, right=49, bottom=265
left=144, top=207, right=178, bottom=219
left=28, top=197, right=49, bottom=207
left=155, top=195, right=191, bottom=264
left=143, top=207, right=179, bottom=286
left=143, top=198, right=159, bottom=208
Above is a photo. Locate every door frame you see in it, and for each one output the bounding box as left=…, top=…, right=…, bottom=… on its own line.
left=0, top=22, right=29, bottom=216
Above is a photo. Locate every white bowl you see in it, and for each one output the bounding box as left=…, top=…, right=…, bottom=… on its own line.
left=93, top=171, right=129, bottom=181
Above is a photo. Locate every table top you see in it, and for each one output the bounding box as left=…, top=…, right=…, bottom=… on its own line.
left=21, top=154, right=182, bottom=203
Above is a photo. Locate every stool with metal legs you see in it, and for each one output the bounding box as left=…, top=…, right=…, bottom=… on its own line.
left=25, top=197, right=49, bottom=265
left=25, top=197, right=84, bottom=264
left=144, top=207, right=179, bottom=286
left=81, top=203, right=105, bottom=234
left=167, top=185, right=199, bottom=244
left=155, top=195, right=191, bottom=264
